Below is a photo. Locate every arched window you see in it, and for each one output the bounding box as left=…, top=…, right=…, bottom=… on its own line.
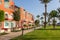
left=5, top=13, right=8, bottom=20
left=5, top=14, right=8, bottom=17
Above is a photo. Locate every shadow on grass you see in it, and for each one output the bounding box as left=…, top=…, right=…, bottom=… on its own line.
left=37, top=28, right=60, bottom=30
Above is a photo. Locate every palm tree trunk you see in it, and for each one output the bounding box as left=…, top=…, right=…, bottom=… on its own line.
left=44, top=3, right=47, bottom=29
left=53, top=17, right=55, bottom=29
left=48, top=17, right=50, bottom=26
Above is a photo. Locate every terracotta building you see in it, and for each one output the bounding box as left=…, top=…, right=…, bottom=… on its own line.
left=0, top=0, right=15, bottom=33
left=0, top=0, right=34, bottom=33
left=14, top=6, right=34, bottom=28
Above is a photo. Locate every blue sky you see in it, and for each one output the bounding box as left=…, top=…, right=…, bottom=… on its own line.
left=13, top=0, right=60, bottom=19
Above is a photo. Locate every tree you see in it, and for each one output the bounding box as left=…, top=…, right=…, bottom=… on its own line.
left=39, top=0, right=51, bottom=28
left=36, top=15, right=40, bottom=27
left=0, top=10, right=4, bottom=25
left=13, top=8, right=20, bottom=29
left=48, top=14, right=51, bottom=26
left=36, top=15, right=40, bottom=21
left=49, top=10, right=58, bottom=29
left=35, top=20, right=40, bottom=27
left=0, top=10, right=4, bottom=31
left=36, top=15, right=40, bottom=19
left=57, top=8, right=60, bottom=22
left=40, top=17, right=44, bottom=25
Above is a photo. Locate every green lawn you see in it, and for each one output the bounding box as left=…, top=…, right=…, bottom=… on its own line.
left=11, top=29, right=60, bottom=40
left=41, top=26, right=60, bottom=29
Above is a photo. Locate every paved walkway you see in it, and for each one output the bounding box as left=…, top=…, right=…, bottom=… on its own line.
left=0, top=27, right=41, bottom=40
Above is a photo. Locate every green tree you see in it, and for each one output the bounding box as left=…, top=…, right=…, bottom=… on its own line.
left=48, top=14, right=51, bottom=26
left=40, top=17, right=44, bottom=25
left=0, top=10, right=4, bottom=26
left=36, top=15, right=40, bottom=19
left=49, top=10, right=58, bottom=29
left=39, top=0, right=51, bottom=28
left=13, top=8, right=20, bottom=28
left=35, top=20, right=40, bottom=27
left=57, top=8, right=60, bottom=22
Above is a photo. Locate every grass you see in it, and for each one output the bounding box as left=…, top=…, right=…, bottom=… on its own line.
left=11, top=29, right=60, bottom=40
left=40, top=25, right=60, bottom=29
left=0, top=32, right=8, bottom=36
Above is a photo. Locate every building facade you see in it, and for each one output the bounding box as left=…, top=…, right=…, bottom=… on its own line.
left=0, top=0, right=34, bottom=33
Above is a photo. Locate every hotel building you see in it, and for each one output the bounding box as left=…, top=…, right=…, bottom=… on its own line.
left=0, top=0, right=34, bottom=33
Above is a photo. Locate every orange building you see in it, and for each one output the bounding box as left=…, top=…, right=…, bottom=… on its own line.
left=0, top=0, right=15, bottom=32
left=19, top=7, right=34, bottom=28
left=0, top=0, right=34, bottom=33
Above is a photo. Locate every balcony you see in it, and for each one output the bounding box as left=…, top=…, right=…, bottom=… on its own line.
left=5, top=16, right=8, bottom=20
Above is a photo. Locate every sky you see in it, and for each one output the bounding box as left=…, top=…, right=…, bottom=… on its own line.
left=13, top=0, right=60, bottom=19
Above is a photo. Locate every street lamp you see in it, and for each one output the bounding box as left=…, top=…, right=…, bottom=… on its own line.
left=21, top=20, right=24, bottom=36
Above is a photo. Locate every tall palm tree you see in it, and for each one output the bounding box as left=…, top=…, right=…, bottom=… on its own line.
left=39, top=0, right=51, bottom=28
left=49, top=10, right=58, bottom=29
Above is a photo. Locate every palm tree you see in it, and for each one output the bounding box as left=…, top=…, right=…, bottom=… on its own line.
left=36, top=15, right=40, bottom=27
left=36, top=15, right=40, bottom=20
left=0, top=10, right=4, bottom=25
left=48, top=14, right=51, bottom=26
left=57, top=8, right=60, bottom=22
left=49, top=10, right=58, bottom=29
left=35, top=20, right=40, bottom=27
left=40, top=17, right=43, bottom=25
left=39, top=0, right=51, bottom=28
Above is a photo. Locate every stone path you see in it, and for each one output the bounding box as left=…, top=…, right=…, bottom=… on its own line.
left=0, top=27, right=41, bottom=40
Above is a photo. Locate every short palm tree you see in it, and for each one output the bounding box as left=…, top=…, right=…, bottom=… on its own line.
left=40, top=17, right=43, bottom=25
left=49, top=10, right=58, bottom=29
left=35, top=20, right=40, bottom=27
left=39, top=0, right=51, bottom=28
left=36, top=15, right=40, bottom=27
left=36, top=15, right=40, bottom=20
left=48, top=14, right=51, bottom=25
left=57, top=8, right=60, bottom=22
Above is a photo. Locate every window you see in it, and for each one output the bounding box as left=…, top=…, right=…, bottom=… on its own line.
left=11, top=23, right=13, bottom=27
left=11, top=14, right=13, bottom=17
left=5, top=14, right=8, bottom=18
left=5, top=14, right=8, bottom=16
left=4, top=0, right=9, bottom=2
left=4, top=0, right=9, bottom=8
left=5, top=21, right=9, bottom=26
left=0, top=0, right=2, bottom=4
